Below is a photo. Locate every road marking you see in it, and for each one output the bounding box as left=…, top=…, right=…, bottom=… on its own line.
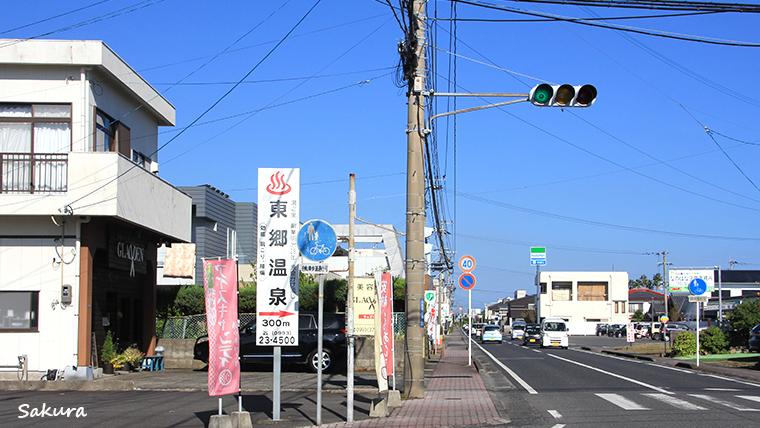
left=690, top=394, right=760, bottom=411
left=550, top=425, right=566, bottom=428
left=642, top=393, right=708, bottom=410
left=737, top=395, right=760, bottom=404
left=705, top=388, right=741, bottom=392
left=473, top=339, right=538, bottom=394
left=548, top=410, right=562, bottom=419
left=548, top=353, right=673, bottom=395
left=699, top=374, right=760, bottom=388
left=596, top=393, right=649, bottom=410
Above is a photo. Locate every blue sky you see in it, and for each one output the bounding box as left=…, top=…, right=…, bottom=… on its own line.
left=4, top=0, right=760, bottom=310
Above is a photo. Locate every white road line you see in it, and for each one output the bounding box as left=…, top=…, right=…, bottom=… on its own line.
left=737, top=395, right=760, bottom=404
left=642, top=393, right=708, bottom=410
left=548, top=410, right=563, bottom=419
left=705, top=388, right=742, bottom=392
left=473, top=339, right=538, bottom=395
left=699, top=373, right=760, bottom=388
left=596, top=393, right=650, bottom=410
left=550, top=425, right=566, bottom=428
left=548, top=353, right=673, bottom=395
left=689, top=394, right=760, bottom=411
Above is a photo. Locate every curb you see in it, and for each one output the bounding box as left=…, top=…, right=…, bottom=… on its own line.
left=0, top=379, right=136, bottom=391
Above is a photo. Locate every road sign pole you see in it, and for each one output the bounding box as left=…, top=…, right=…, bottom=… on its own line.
left=468, top=288, right=472, bottom=366
left=697, top=302, right=700, bottom=367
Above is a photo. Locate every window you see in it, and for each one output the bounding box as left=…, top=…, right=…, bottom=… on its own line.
left=0, top=103, right=70, bottom=193
left=552, top=282, right=572, bottom=301
left=0, top=291, right=39, bottom=331
left=578, top=281, right=608, bottom=301
left=614, top=301, right=626, bottom=314
left=629, top=303, right=643, bottom=312
left=95, top=109, right=130, bottom=157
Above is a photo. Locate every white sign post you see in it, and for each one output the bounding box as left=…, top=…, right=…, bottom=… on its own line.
left=458, top=255, right=476, bottom=366
left=257, top=168, right=300, bottom=420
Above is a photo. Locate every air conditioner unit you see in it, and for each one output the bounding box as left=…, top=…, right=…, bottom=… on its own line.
left=150, top=162, right=159, bottom=173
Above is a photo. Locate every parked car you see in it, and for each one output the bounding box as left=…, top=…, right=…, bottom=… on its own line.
left=481, top=324, right=503, bottom=344
left=193, top=312, right=347, bottom=373
left=607, top=324, right=624, bottom=337
left=633, top=323, right=649, bottom=338
left=595, top=323, right=610, bottom=336
left=652, top=322, right=692, bottom=341
left=511, top=321, right=527, bottom=340
left=749, top=324, right=760, bottom=352
left=613, top=325, right=627, bottom=338
left=522, top=324, right=541, bottom=346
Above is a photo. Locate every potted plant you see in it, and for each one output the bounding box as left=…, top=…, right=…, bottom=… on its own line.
left=101, top=331, right=117, bottom=374
left=120, top=346, right=144, bottom=372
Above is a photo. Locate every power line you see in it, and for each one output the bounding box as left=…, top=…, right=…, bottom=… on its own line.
left=65, top=0, right=325, bottom=212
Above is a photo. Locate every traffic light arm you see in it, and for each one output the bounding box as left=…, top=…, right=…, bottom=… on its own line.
left=426, top=98, right=529, bottom=133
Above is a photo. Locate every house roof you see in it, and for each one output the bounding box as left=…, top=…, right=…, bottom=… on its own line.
left=716, top=270, right=760, bottom=284
left=629, top=288, right=664, bottom=301
left=0, top=39, right=175, bottom=126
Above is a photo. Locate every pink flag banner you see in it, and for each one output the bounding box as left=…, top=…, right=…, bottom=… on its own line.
left=203, top=259, right=240, bottom=397
left=379, top=273, right=394, bottom=377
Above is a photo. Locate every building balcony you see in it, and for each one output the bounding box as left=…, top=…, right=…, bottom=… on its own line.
left=0, top=152, right=190, bottom=242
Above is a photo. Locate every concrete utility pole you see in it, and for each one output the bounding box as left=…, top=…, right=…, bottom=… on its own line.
left=347, top=174, right=356, bottom=421
left=404, top=0, right=427, bottom=399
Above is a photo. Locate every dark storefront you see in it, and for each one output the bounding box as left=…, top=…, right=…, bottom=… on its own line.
left=79, top=218, right=159, bottom=367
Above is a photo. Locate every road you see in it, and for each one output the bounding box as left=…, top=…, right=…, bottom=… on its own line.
left=474, top=334, right=760, bottom=428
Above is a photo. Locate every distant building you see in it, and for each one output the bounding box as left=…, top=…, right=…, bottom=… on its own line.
left=538, top=271, right=629, bottom=328
left=156, top=185, right=257, bottom=286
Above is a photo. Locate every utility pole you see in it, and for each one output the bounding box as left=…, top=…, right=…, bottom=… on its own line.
left=404, top=0, right=427, bottom=399
left=657, top=251, right=668, bottom=353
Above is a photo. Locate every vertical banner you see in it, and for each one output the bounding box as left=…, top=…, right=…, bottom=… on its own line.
left=425, top=290, right=436, bottom=339
left=373, top=273, right=388, bottom=393
left=257, top=168, right=300, bottom=346
left=378, top=273, right=394, bottom=377
left=353, top=277, right=377, bottom=336
left=203, top=259, right=240, bottom=397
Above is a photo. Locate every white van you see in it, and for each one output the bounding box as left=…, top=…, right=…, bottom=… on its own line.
left=540, top=318, right=569, bottom=349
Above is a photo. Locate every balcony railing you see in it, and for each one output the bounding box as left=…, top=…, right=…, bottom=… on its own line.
left=0, top=153, right=68, bottom=194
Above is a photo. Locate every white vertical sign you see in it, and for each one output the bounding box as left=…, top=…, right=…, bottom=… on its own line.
left=257, top=168, right=300, bottom=346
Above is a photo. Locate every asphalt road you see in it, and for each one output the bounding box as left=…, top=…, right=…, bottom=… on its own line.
left=473, top=334, right=760, bottom=428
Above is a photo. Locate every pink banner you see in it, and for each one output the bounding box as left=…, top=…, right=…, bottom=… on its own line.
left=379, top=273, right=393, bottom=377
left=203, top=259, right=240, bottom=397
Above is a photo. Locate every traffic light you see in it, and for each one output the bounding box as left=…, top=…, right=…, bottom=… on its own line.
left=529, top=84, right=597, bottom=107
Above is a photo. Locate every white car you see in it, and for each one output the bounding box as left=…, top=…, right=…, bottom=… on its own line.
left=511, top=322, right=526, bottom=340
left=540, top=318, right=569, bottom=349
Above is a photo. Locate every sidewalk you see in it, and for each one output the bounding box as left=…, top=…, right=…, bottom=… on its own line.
left=322, top=333, right=506, bottom=428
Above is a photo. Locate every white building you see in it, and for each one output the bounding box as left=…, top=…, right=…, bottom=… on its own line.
left=538, top=271, right=629, bottom=334
left=0, top=39, right=190, bottom=378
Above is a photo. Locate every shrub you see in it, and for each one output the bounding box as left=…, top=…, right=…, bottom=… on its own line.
left=238, top=285, right=256, bottom=313
left=700, top=326, right=729, bottom=354
left=671, top=331, right=697, bottom=357
left=727, top=299, right=760, bottom=348
left=173, top=284, right=206, bottom=315
left=101, top=330, right=117, bottom=364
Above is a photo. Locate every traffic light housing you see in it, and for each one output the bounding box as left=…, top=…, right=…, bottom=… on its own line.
left=529, top=84, right=597, bottom=107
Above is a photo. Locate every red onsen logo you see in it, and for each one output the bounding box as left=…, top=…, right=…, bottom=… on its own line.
left=266, top=171, right=292, bottom=195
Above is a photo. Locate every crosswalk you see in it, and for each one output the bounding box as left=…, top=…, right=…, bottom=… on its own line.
left=594, top=391, right=760, bottom=412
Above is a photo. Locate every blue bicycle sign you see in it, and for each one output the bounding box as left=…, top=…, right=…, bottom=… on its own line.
left=298, top=220, right=337, bottom=262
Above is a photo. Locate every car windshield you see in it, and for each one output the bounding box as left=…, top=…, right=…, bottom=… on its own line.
left=513, top=323, right=526, bottom=330
left=525, top=327, right=540, bottom=334
left=544, top=322, right=566, bottom=332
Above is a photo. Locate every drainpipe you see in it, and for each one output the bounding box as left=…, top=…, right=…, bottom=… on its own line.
left=80, top=67, right=92, bottom=151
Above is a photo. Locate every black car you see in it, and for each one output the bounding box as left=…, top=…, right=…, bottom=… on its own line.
left=607, top=324, right=624, bottom=337
left=595, top=323, right=610, bottom=336
left=193, top=312, right=347, bottom=373
left=522, top=324, right=541, bottom=346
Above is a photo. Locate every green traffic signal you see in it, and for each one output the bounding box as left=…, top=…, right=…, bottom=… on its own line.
left=531, top=84, right=553, bottom=106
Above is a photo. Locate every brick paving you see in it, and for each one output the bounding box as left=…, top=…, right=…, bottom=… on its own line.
left=323, top=338, right=502, bottom=428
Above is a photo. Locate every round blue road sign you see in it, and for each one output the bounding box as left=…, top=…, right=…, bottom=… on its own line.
left=298, top=219, right=337, bottom=262
left=689, top=278, right=707, bottom=296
